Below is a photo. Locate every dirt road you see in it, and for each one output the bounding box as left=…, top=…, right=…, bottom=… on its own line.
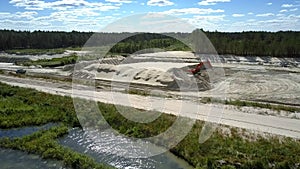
left=0, top=75, right=300, bottom=139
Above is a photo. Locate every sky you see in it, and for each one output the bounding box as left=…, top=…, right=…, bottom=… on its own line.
left=0, top=0, right=299, bottom=32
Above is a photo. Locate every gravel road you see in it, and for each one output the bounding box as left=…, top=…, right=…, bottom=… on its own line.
left=1, top=75, right=300, bottom=139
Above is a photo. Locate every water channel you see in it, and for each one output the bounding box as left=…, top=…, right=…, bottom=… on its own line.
left=0, top=125, right=193, bottom=169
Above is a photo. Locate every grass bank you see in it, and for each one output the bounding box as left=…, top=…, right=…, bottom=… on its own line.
left=5, top=48, right=66, bottom=55
left=201, top=97, right=300, bottom=113
left=19, top=54, right=78, bottom=67
left=0, top=82, right=114, bottom=168
left=0, top=82, right=299, bottom=169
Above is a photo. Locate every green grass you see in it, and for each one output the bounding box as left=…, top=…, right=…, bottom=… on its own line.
left=66, top=47, right=82, bottom=51
left=0, top=82, right=300, bottom=169
left=21, top=54, right=78, bottom=67
left=165, top=43, right=192, bottom=51
left=6, top=48, right=66, bottom=55
left=0, top=82, right=79, bottom=128
left=0, top=82, right=114, bottom=168
left=201, top=97, right=300, bottom=113
left=127, top=89, right=150, bottom=96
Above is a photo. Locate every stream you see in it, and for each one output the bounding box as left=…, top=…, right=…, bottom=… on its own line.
left=0, top=148, right=66, bottom=169
left=59, top=128, right=194, bottom=169
left=0, top=123, right=57, bottom=139
left=0, top=125, right=193, bottom=169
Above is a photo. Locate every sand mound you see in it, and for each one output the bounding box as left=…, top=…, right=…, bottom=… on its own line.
left=72, top=63, right=211, bottom=91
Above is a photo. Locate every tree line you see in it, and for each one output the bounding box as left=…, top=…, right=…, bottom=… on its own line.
left=205, top=30, right=299, bottom=57
left=0, top=29, right=299, bottom=57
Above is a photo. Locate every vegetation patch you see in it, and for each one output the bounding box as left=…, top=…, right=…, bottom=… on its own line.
left=108, top=33, right=191, bottom=54
left=20, top=54, right=78, bottom=67
left=200, top=97, right=300, bottom=113
left=127, top=89, right=150, bottom=96
left=5, top=48, right=66, bottom=55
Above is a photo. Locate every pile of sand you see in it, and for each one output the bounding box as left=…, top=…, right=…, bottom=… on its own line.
left=73, top=63, right=211, bottom=91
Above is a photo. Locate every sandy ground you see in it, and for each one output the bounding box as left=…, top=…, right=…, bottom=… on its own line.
left=0, top=50, right=90, bottom=61
left=1, top=51, right=299, bottom=104
left=0, top=51, right=299, bottom=135
left=117, top=62, right=195, bottom=71
left=0, top=75, right=299, bottom=139
left=0, top=63, right=22, bottom=70
left=173, top=63, right=300, bottom=105
left=86, top=51, right=300, bottom=105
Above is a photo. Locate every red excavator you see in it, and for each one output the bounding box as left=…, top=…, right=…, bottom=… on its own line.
left=188, top=60, right=212, bottom=75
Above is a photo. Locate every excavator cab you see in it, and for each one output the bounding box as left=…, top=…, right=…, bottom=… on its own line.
left=189, top=60, right=212, bottom=75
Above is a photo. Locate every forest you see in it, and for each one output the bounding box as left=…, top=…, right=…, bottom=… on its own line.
left=0, top=29, right=299, bottom=57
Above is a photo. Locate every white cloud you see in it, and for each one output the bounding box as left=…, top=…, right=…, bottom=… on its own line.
left=0, top=12, right=12, bottom=20
left=0, top=19, right=50, bottom=30
left=267, top=2, right=272, bottom=5
left=0, top=11, right=38, bottom=20
left=279, top=8, right=298, bottom=13
left=9, top=0, right=46, bottom=10
left=232, top=13, right=244, bottom=17
left=290, top=8, right=298, bottom=12
left=281, top=4, right=294, bottom=8
left=183, top=15, right=226, bottom=31
left=247, top=19, right=256, bottom=22
left=193, top=14, right=225, bottom=21
left=280, top=9, right=288, bottom=13
left=1, top=1, right=122, bottom=32
left=16, top=11, right=38, bottom=19
left=9, top=0, right=120, bottom=11
left=0, top=12, right=10, bottom=15
left=105, top=0, right=133, bottom=3
left=248, top=12, right=254, bottom=15
left=256, top=13, right=274, bottom=17
left=147, top=0, right=174, bottom=7
left=198, top=0, right=230, bottom=6
left=158, top=8, right=224, bottom=15
left=276, top=13, right=284, bottom=17
left=29, top=13, right=119, bottom=31
left=223, top=13, right=300, bottom=32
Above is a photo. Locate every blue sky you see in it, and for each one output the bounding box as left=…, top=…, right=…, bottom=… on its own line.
left=0, top=0, right=299, bottom=32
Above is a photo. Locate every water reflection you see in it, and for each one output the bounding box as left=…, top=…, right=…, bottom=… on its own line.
left=59, top=128, right=193, bottom=169
left=0, top=123, right=57, bottom=139
left=0, top=148, right=66, bottom=169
